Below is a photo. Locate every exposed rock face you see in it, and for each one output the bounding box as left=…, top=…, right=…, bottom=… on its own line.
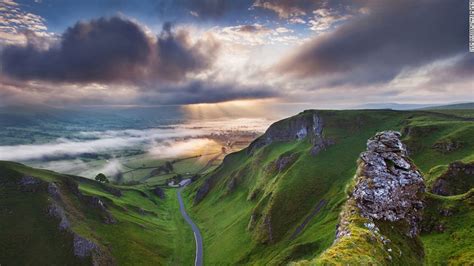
left=272, top=153, right=299, bottom=173
left=247, top=112, right=334, bottom=155
left=18, top=176, right=45, bottom=192
left=352, top=131, right=425, bottom=237
left=194, top=178, right=211, bottom=205
left=73, top=234, right=99, bottom=258
left=151, top=187, right=165, bottom=199
left=48, top=182, right=61, bottom=200
left=432, top=139, right=463, bottom=153
left=103, top=186, right=122, bottom=197
left=431, top=161, right=474, bottom=196
left=226, top=177, right=238, bottom=192
left=82, top=195, right=117, bottom=224
left=48, top=202, right=70, bottom=230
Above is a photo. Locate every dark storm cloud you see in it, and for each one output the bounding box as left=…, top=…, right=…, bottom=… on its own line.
left=0, top=16, right=219, bottom=83
left=141, top=80, right=278, bottom=105
left=425, top=54, right=474, bottom=85
left=153, top=22, right=220, bottom=81
left=1, top=17, right=150, bottom=82
left=275, top=0, right=469, bottom=86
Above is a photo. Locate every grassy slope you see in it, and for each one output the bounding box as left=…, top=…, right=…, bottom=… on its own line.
left=184, top=109, right=474, bottom=265
left=421, top=190, right=474, bottom=265
left=0, top=161, right=194, bottom=265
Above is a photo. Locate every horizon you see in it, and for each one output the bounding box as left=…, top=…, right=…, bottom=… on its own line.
left=1, top=0, right=473, bottom=110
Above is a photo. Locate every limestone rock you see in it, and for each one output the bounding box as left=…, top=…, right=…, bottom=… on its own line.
left=247, top=112, right=334, bottom=156
left=194, top=179, right=211, bottom=205
left=431, top=161, right=474, bottom=196
left=18, top=176, right=45, bottom=192
left=47, top=182, right=61, bottom=200
left=47, top=202, right=70, bottom=230
left=352, top=131, right=425, bottom=237
left=151, top=186, right=165, bottom=199
left=73, top=234, right=99, bottom=258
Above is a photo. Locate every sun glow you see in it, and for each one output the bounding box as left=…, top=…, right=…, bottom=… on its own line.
left=182, top=98, right=280, bottom=120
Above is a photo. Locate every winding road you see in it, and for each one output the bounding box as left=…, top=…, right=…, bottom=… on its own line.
left=177, top=187, right=203, bottom=266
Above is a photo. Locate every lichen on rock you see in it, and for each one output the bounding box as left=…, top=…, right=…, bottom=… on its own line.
left=313, top=131, right=426, bottom=265
left=352, top=131, right=425, bottom=237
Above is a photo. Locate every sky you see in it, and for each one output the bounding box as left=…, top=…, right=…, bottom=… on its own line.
left=0, top=0, right=472, bottom=108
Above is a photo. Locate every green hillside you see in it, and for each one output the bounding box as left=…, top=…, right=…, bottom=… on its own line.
left=1, top=108, right=473, bottom=265
left=184, top=109, right=474, bottom=265
left=0, top=161, right=194, bottom=265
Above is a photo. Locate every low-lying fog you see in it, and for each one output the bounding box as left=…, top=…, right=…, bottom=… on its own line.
left=0, top=118, right=271, bottom=178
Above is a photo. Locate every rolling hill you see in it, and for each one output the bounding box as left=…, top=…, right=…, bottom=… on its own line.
left=184, top=109, right=474, bottom=264
left=1, top=108, right=473, bottom=265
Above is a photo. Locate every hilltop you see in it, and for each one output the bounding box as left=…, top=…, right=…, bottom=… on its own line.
left=185, top=109, right=474, bottom=264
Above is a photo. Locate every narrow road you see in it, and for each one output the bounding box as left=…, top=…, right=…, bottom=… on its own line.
left=177, top=187, right=203, bottom=266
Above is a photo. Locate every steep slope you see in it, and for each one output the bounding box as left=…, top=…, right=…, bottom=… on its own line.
left=0, top=161, right=194, bottom=265
left=185, top=109, right=474, bottom=265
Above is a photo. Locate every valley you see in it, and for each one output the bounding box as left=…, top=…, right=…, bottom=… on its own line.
left=1, top=107, right=473, bottom=265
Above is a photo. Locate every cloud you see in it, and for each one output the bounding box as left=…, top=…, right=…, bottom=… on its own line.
left=308, top=8, right=351, bottom=32
left=176, top=0, right=252, bottom=19
left=0, top=16, right=219, bottom=83
left=253, top=0, right=311, bottom=18
left=0, top=117, right=269, bottom=161
left=140, top=80, right=278, bottom=105
left=422, top=54, right=474, bottom=86
left=0, top=0, right=51, bottom=45
left=153, top=22, right=220, bottom=81
left=275, top=0, right=469, bottom=86
left=252, top=0, right=359, bottom=19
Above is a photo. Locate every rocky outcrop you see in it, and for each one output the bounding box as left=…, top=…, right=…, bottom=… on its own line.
left=18, top=176, right=46, bottom=192
left=48, top=202, right=71, bottom=230
left=432, top=139, right=463, bottom=153
left=151, top=186, right=165, bottom=199
left=350, top=131, right=425, bottom=237
left=247, top=112, right=334, bottom=155
left=194, top=178, right=212, bottom=205
left=315, top=131, right=426, bottom=265
left=73, top=234, right=99, bottom=258
left=48, top=182, right=61, bottom=199
left=226, top=177, right=238, bottom=192
left=272, top=153, right=299, bottom=173
left=82, top=195, right=117, bottom=224
left=431, top=161, right=474, bottom=196
left=103, top=186, right=122, bottom=197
